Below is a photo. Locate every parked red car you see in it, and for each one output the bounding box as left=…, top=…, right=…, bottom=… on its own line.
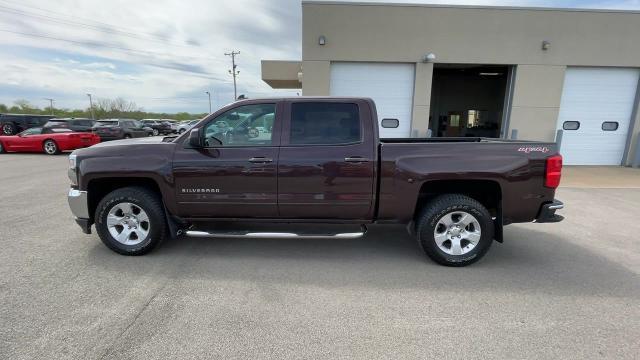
left=0, top=127, right=100, bottom=155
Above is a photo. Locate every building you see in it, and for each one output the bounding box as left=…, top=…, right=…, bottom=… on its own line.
left=261, top=1, right=640, bottom=166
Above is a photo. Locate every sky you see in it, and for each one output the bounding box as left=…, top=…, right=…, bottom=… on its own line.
left=0, top=0, right=639, bottom=114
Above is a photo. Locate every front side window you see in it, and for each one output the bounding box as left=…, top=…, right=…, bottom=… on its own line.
left=290, top=102, right=361, bottom=145
left=203, top=103, right=276, bottom=147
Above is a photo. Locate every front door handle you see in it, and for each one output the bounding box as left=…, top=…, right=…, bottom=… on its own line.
left=344, top=157, right=369, bottom=163
left=248, top=157, right=273, bottom=163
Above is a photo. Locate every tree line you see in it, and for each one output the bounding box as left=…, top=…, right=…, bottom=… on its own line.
left=0, top=98, right=208, bottom=121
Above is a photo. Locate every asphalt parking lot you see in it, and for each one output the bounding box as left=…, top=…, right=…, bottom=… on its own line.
left=1, top=154, right=639, bottom=359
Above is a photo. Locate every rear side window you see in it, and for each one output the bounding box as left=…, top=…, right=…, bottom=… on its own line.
left=290, top=103, right=361, bottom=145
left=44, top=120, right=68, bottom=127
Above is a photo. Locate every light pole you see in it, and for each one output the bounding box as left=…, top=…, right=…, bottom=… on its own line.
left=86, top=93, right=95, bottom=119
left=43, top=98, right=54, bottom=115
left=205, top=91, right=212, bottom=113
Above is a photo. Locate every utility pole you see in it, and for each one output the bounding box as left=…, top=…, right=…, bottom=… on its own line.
left=225, top=50, right=240, bottom=100
left=44, top=98, right=54, bottom=115
left=86, top=93, right=95, bottom=119
left=205, top=91, right=212, bottom=113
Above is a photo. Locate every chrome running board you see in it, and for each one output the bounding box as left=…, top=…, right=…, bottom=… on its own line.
left=185, top=225, right=367, bottom=240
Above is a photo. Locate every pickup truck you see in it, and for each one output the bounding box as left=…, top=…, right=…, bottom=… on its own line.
left=67, top=97, right=564, bottom=266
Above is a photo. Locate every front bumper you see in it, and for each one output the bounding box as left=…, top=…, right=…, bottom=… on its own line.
left=536, top=199, right=564, bottom=223
left=68, top=188, right=92, bottom=234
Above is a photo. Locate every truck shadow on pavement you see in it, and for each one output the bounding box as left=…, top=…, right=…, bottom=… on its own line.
left=86, top=224, right=639, bottom=298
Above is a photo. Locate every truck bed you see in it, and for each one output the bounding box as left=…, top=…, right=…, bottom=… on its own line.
left=376, top=138, right=559, bottom=225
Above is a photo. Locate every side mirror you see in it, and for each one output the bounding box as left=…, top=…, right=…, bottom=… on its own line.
left=381, top=118, right=399, bottom=128
left=188, top=128, right=202, bottom=148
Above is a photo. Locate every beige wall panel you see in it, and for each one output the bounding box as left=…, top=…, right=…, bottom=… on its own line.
left=301, top=60, right=331, bottom=95
left=512, top=65, right=566, bottom=108
left=509, top=106, right=560, bottom=141
left=411, top=105, right=431, bottom=137
left=303, top=3, right=640, bottom=67
left=261, top=60, right=302, bottom=89
left=625, top=96, right=640, bottom=166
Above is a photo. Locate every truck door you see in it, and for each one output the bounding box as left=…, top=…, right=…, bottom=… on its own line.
left=277, top=100, right=376, bottom=220
left=172, top=102, right=281, bottom=218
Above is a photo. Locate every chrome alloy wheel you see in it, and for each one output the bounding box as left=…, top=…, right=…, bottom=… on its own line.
left=2, top=124, right=13, bottom=135
left=43, top=140, right=57, bottom=154
left=107, top=202, right=150, bottom=245
left=433, top=211, right=481, bottom=256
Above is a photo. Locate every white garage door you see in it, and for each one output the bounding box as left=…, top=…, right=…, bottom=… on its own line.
left=556, top=67, right=639, bottom=165
left=330, top=62, right=415, bottom=138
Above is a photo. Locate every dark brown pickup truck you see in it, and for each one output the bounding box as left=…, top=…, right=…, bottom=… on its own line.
left=67, top=97, right=564, bottom=266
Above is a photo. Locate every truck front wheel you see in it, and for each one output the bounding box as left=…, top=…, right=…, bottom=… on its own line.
left=416, top=194, right=494, bottom=266
left=94, top=187, right=167, bottom=255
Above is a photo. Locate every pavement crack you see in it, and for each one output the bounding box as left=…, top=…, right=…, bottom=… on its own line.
left=98, top=281, right=167, bottom=360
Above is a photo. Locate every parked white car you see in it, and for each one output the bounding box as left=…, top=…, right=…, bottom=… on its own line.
left=177, top=119, right=200, bottom=134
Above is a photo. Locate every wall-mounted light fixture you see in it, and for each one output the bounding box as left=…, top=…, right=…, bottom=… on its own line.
left=318, top=35, right=326, bottom=46
left=542, top=40, right=551, bottom=51
left=423, top=53, right=436, bottom=63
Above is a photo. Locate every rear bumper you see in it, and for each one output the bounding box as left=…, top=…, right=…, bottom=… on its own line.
left=536, top=199, right=564, bottom=223
left=68, top=188, right=92, bottom=234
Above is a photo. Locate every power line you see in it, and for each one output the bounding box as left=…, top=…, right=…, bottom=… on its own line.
left=0, top=28, right=228, bottom=80
left=0, top=2, right=198, bottom=49
left=0, top=0, right=172, bottom=42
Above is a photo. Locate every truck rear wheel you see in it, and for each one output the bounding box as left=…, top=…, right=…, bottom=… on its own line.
left=95, top=187, right=166, bottom=255
left=416, top=194, right=494, bottom=266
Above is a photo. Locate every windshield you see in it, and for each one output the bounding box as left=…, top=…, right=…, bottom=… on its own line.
left=45, top=120, right=69, bottom=126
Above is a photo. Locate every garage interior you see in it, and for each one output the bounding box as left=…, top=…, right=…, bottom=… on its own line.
left=429, top=64, right=512, bottom=138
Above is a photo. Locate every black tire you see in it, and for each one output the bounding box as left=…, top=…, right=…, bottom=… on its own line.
left=95, top=187, right=167, bottom=255
left=43, top=139, right=60, bottom=155
left=123, top=134, right=132, bottom=139
left=152, top=129, right=159, bottom=136
left=416, top=194, right=494, bottom=267
left=178, top=128, right=186, bottom=134
left=2, top=123, right=15, bottom=135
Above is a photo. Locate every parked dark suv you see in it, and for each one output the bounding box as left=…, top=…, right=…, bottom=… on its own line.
left=91, top=119, right=153, bottom=140
left=43, top=118, right=96, bottom=133
left=140, top=119, right=173, bottom=136
left=0, top=114, right=55, bottom=135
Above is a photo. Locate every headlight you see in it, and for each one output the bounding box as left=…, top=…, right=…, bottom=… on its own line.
left=68, top=153, right=78, bottom=186
left=69, top=153, right=77, bottom=169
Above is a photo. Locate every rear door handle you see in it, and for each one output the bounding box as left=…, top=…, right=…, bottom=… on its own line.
left=248, top=157, right=273, bottom=163
left=344, top=157, right=369, bottom=163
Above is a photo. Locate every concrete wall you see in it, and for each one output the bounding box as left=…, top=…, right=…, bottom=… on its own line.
left=509, top=65, right=566, bottom=141
left=261, top=61, right=302, bottom=89
left=626, top=93, right=640, bottom=166
left=302, top=2, right=640, bottom=66
left=411, top=63, right=432, bottom=137
left=301, top=60, right=330, bottom=95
